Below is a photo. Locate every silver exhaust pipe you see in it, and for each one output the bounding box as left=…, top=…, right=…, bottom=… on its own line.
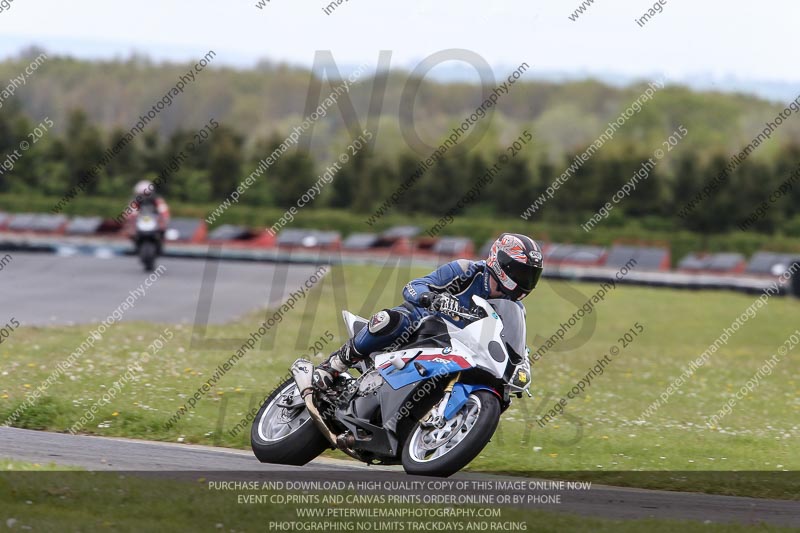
left=290, top=359, right=338, bottom=446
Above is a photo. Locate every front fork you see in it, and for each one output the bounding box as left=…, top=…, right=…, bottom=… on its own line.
left=421, top=373, right=460, bottom=429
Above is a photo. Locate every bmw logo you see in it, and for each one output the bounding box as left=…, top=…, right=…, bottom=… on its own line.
left=442, top=346, right=452, bottom=354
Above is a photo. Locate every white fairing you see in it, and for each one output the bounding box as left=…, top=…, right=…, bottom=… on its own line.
left=342, top=310, right=368, bottom=338
left=446, top=297, right=521, bottom=379
left=340, top=296, right=527, bottom=386
left=136, top=215, right=157, bottom=232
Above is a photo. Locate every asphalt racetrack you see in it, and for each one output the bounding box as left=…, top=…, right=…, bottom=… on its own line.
left=0, top=428, right=797, bottom=527
left=0, top=252, right=323, bottom=326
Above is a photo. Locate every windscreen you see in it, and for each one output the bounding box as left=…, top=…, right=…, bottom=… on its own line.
left=487, top=299, right=527, bottom=361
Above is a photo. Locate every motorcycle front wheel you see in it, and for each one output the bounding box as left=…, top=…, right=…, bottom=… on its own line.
left=251, top=378, right=329, bottom=466
left=401, top=390, right=500, bottom=477
left=139, top=240, right=157, bottom=272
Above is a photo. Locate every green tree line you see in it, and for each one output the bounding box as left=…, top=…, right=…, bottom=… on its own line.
left=0, top=50, right=800, bottom=235
left=2, top=104, right=800, bottom=235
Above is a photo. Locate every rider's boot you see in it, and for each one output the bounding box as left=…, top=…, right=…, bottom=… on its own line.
left=312, top=339, right=363, bottom=391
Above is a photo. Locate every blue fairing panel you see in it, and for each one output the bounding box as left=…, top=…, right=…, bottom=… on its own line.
left=380, top=360, right=463, bottom=390
left=443, top=383, right=499, bottom=420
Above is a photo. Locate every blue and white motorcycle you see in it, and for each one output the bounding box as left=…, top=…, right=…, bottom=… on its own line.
left=251, top=296, right=532, bottom=477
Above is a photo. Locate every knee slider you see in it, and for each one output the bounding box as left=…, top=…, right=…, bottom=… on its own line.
left=368, top=309, right=405, bottom=336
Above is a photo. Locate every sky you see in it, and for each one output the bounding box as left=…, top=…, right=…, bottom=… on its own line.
left=0, top=0, right=797, bottom=90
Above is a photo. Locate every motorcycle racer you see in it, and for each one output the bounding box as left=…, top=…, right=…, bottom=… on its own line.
left=312, top=233, right=543, bottom=392
left=122, top=180, right=171, bottom=234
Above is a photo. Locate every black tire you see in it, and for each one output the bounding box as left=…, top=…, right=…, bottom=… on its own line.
left=251, top=378, right=329, bottom=466
left=140, top=241, right=157, bottom=272
left=401, top=390, right=500, bottom=477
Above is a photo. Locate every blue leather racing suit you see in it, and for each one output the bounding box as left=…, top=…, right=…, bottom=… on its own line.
left=352, top=259, right=520, bottom=356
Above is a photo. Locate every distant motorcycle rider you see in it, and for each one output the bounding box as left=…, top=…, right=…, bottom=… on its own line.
left=312, top=233, right=544, bottom=391
left=123, top=180, right=171, bottom=233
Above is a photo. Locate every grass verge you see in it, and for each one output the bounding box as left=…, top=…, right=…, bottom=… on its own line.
left=1, top=264, right=798, bottom=498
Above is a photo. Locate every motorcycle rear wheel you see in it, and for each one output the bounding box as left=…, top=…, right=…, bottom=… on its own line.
left=401, top=390, right=500, bottom=477
left=251, top=378, right=329, bottom=466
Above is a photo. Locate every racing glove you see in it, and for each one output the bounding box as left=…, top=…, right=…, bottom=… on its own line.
left=433, top=292, right=461, bottom=315
left=418, top=291, right=460, bottom=315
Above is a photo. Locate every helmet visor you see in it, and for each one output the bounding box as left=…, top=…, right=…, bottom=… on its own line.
left=498, top=252, right=542, bottom=292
